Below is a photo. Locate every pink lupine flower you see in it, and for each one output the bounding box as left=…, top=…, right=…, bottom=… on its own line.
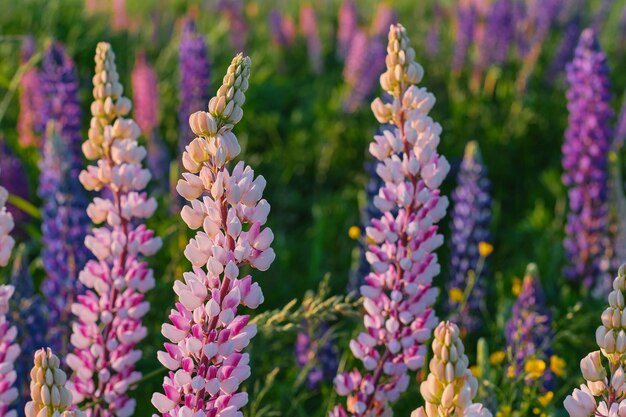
left=66, top=43, right=162, bottom=417
left=0, top=182, right=15, bottom=267
left=151, top=53, right=274, bottom=417
left=299, top=4, right=322, bottom=74
left=332, top=24, right=449, bottom=417
left=0, top=285, right=19, bottom=417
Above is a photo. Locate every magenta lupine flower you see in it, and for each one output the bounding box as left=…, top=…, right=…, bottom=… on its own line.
left=111, top=0, right=129, bottom=31
left=337, top=0, right=358, bottom=59
left=218, top=0, right=247, bottom=52
left=300, top=4, right=322, bottom=74
left=66, top=43, right=162, bottom=417
left=151, top=53, right=275, bottom=417
left=562, top=29, right=612, bottom=290
left=332, top=24, right=449, bottom=417
left=17, top=37, right=43, bottom=148
left=0, top=285, right=19, bottom=417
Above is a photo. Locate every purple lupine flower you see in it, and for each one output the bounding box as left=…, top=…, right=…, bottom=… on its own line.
left=295, top=320, right=339, bottom=390
left=545, top=14, right=581, bottom=82
left=505, top=264, right=554, bottom=389
left=370, top=3, right=396, bottom=38
left=0, top=285, right=19, bottom=417
left=452, top=1, right=477, bottom=72
left=0, top=140, right=29, bottom=227
left=179, top=17, right=211, bottom=154
left=300, top=4, right=322, bottom=74
left=516, top=0, right=563, bottom=57
left=562, top=28, right=612, bottom=290
left=477, top=0, right=515, bottom=68
left=8, top=246, right=46, bottom=412
left=337, top=0, right=358, bottom=59
left=615, top=92, right=626, bottom=149
left=447, top=141, right=491, bottom=332
left=39, top=43, right=91, bottom=355
left=343, top=37, right=386, bottom=112
left=218, top=0, right=247, bottom=52
left=342, top=29, right=368, bottom=86
left=269, top=9, right=296, bottom=47
left=17, top=37, right=43, bottom=148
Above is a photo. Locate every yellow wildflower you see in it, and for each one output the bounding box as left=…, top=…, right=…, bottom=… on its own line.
left=449, top=287, right=464, bottom=303
left=550, top=355, right=566, bottom=377
left=470, top=365, right=480, bottom=377
left=538, top=391, right=554, bottom=407
left=532, top=408, right=540, bottom=415
left=489, top=351, right=506, bottom=365
left=348, top=226, right=360, bottom=240
left=478, top=241, right=494, bottom=257
left=507, top=365, right=516, bottom=379
left=525, top=359, right=546, bottom=379
left=512, top=277, right=522, bottom=296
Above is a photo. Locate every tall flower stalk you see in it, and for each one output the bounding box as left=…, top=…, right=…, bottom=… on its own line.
left=332, top=24, right=449, bottom=417
left=447, top=141, right=491, bottom=332
left=151, top=53, right=275, bottom=417
left=562, top=28, right=612, bottom=290
left=337, top=0, right=358, bottom=59
left=17, top=36, right=43, bottom=148
left=300, top=4, right=322, bottom=74
left=66, top=42, right=162, bottom=417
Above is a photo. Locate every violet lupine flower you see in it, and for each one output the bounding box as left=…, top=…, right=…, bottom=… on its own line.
left=17, top=36, right=43, bottom=148
left=505, top=264, right=554, bottom=389
left=343, top=29, right=369, bottom=87
left=132, top=52, right=169, bottom=192
left=39, top=122, right=91, bottom=356
left=300, top=4, right=322, bottom=74
left=8, top=246, right=47, bottom=412
left=615, top=92, right=626, bottom=149
left=269, top=9, right=296, bottom=47
left=151, top=53, right=274, bottom=417
left=562, top=28, right=612, bottom=290
left=332, top=24, right=449, bottom=417
left=218, top=0, right=247, bottom=52
left=477, top=0, right=514, bottom=68
left=343, top=37, right=386, bottom=113
left=370, top=3, right=397, bottom=39
left=447, top=141, right=491, bottom=332
left=295, top=320, right=339, bottom=390
left=452, top=1, right=477, bottom=73
left=412, top=322, right=492, bottom=417
left=545, top=15, right=581, bottom=82
left=66, top=42, right=162, bottom=417
left=0, top=285, right=19, bottom=417
left=179, top=18, right=211, bottom=154
left=337, top=0, right=358, bottom=59
left=0, top=140, right=30, bottom=227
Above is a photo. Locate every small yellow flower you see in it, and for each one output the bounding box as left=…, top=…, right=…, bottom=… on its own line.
left=496, top=405, right=512, bottom=417
left=489, top=351, right=506, bottom=365
left=550, top=355, right=566, bottom=377
left=470, top=365, right=480, bottom=377
left=512, top=277, right=522, bottom=296
left=507, top=365, right=516, bottom=379
left=538, top=391, right=554, bottom=407
left=478, top=241, right=494, bottom=257
left=525, top=359, right=546, bottom=379
left=532, top=408, right=540, bottom=415
left=348, top=226, right=361, bottom=240
left=449, top=287, right=464, bottom=303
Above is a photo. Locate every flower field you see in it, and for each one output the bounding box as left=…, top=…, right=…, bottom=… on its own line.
left=0, top=0, right=626, bottom=416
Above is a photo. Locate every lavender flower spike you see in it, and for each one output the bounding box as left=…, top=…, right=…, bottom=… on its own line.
left=300, top=4, right=322, bottom=74
left=447, top=141, right=491, bottom=332
left=337, top=0, right=358, bottom=59
left=332, top=24, right=449, bottom=417
left=562, top=28, right=613, bottom=290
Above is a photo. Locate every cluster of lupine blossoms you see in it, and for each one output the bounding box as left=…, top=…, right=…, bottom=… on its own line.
left=65, top=42, right=162, bottom=417
left=151, top=52, right=274, bottom=417
left=25, top=348, right=85, bottom=417
left=412, top=321, right=491, bottom=417
left=331, top=24, right=449, bottom=417
left=564, top=265, right=626, bottom=416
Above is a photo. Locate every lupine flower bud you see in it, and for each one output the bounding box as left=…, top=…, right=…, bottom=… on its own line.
left=67, top=42, right=162, bottom=417
left=0, top=284, right=19, bottom=417
left=332, top=24, right=449, bottom=417
left=412, top=322, right=492, bottom=417
left=153, top=52, right=273, bottom=417
left=25, top=348, right=85, bottom=417
left=562, top=28, right=612, bottom=290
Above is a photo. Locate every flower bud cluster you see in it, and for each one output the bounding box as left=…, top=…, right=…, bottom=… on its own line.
left=0, top=182, right=15, bottom=266
left=0, top=285, right=19, bottom=417
left=412, top=322, right=492, bottom=417
left=332, top=24, right=449, bottom=417
left=564, top=265, right=626, bottom=417
left=25, top=348, right=86, bottom=417
left=67, top=42, right=162, bottom=417
left=152, top=53, right=274, bottom=417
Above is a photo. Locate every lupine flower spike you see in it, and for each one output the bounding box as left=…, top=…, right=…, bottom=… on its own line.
left=0, top=178, right=15, bottom=266
left=562, top=28, right=612, bottom=291
left=66, top=42, right=162, bottom=417
left=151, top=53, right=274, bottom=417
left=564, top=265, right=626, bottom=416
left=411, top=321, right=492, bottom=417
left=332, top=24, right=450, bottom=417
left=25, top=348, right=86, bottom=417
